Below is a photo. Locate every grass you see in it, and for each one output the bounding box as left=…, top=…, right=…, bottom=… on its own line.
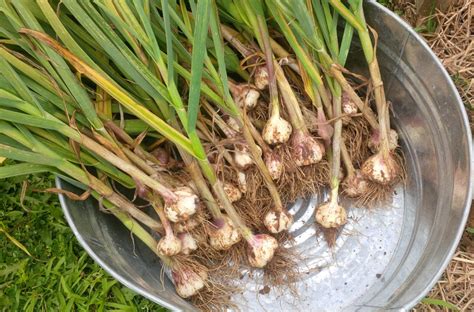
left=0, top=167, right=165, bottom=312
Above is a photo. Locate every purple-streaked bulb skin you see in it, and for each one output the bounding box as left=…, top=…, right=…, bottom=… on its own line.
left=290, top=131, right=325, bottom=167
left=171, top=266, right=208, bottom=298
left=246, top=234, right=278, bottom=268
left=209, top=215, right=242, bottom=251
left=361, top=152, right=399, bottom=185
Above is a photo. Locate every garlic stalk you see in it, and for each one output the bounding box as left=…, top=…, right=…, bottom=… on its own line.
left=341, top=140, right=368, bottom=197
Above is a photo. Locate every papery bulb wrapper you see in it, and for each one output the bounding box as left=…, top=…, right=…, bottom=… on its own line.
left=315, top=201, right=347, bottom=229
left=151, top=147, right=170, bottom=166
left=157, top=235, right=182, bottom=256
left=302, top=106, right=318, bottom=133
left=368, top=129, right=399, bottom=152
left=247, top=234, right=278, bottom=268
left=262, top=115, right=292, bottom=145
left=164, top=186, right=199, bottom=222
left=264, top=210, right=293, bottom=233
left=290, top=131, right=325, bottom=167
left=254, top=66, right=269, bottom=90
left=223, top=182, right=242, bottom=203
left=178, top=232, right=198, bottom=255
left=209, top=216, right=242, bottom=250
left=172, top=266, right=208, bottom=298
left=342, top=170, right=368, bottom=197
left=234, top=144, right=261, bottom=170
left=230, top=84, right=260, bottom=110
left=173, top=217, right=199, bottom=233
left=228, top=116, right=241, bottom=131
left=341, top=92, right=358, bottom=124
left=316, top=108, right=333, bottom=143
left=237, top=171, right=247, bottom=193
left=264, top=152, right=284, bottom=180
left=361, top=152, right=399, bottom=185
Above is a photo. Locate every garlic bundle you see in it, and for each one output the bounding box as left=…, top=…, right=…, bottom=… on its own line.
left=264, top=210, right=293, bottom=233
left=246, top=234, right=278, bottom=268
left=209, top=216, right=242, bottom=250
left=164, top=186, right=199, bottom=223
left=262, top=114, right=292, bottom=145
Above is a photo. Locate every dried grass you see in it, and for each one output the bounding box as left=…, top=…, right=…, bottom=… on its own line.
left=389, top=1, right=474, bottom=311
left=414, top=231, right=474, bottom=312
left=392, top=0, right=473, bottom=109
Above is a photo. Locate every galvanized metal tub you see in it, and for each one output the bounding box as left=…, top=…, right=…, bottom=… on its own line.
left=57, top=1, right=472, bottom=311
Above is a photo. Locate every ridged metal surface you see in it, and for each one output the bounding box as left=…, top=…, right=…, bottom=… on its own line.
left=57, top=2, right=472, bottom=311
left=233, top=189, right=405, bottom=311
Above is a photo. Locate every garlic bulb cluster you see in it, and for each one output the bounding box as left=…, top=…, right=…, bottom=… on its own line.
left=247, top=234, right=278, bottom=268
left=315, top=200, right=347, bottom=229
left=342, top=170, right=368, bottom=197
left=209, top=216, right=242, bottom=250
left=172, top=266, right=208, bottom=298
left=264, top=151, right=284, bottom=180
left=262, top=114, right=292, bottom=145
left=290, top=131, right=325, bottom=167
left=164, top=186, right=199, bottom=222
left=157, top=235, right=182, bottom=256
left=361, top=152, right=399, bottom=185
left=263, top=210, right=293, bottom=233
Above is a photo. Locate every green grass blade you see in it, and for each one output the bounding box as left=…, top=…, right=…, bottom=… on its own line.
left=0, top=46, right=56, bottom=94
left=11, top=1, right=104, bottom=131
left=0, top=163, right=53, bottom=178
left=265, top=1, right=324, bottom=86
left=0, top=56, right=42, bottom=112
left=36, top=0, right=98, bottom=72
left=0, top=109, right=74, bottom=137
left=186, top=0, right=210, bottom=132
left=209, top=2, right=231, bottom=105
left=0, top=143, right=58, bottom=166
left=63, top=0, right=170, bottom=116
left=19, top=29, right=195, bottom=156
left=312, top=0, right=331, bottom=49
left=0, top=88, right=41, bottom=116
left=329, top=7, right=340, bottom=57
left=160, top=0, right=176, bottom=84
left=338, top=22, right=354, bottom=66
left=328, top=0, right=364, bottom=32
left=421, top=298, right=459, bottom=311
